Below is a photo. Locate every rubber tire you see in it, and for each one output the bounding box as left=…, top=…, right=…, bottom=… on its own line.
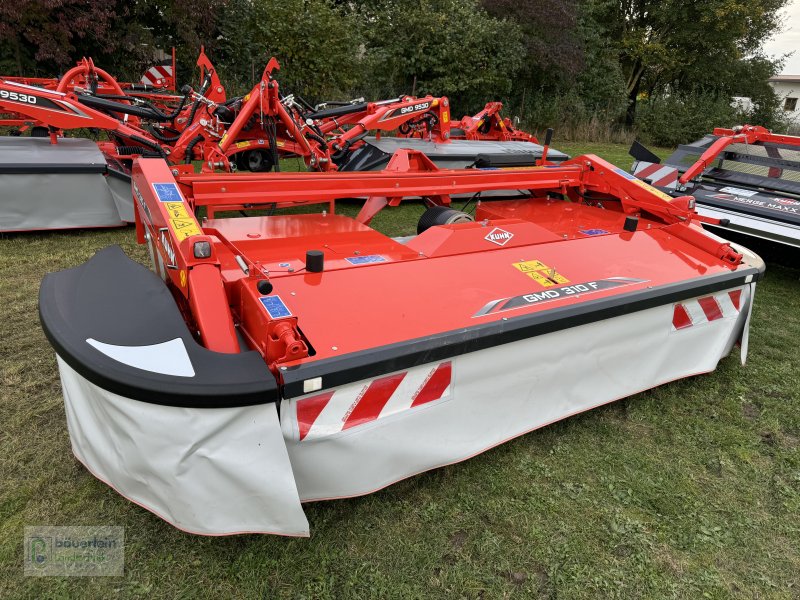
left=417, top=206, right=474, bottom=235
left=246, top=149, right=274, bottom=172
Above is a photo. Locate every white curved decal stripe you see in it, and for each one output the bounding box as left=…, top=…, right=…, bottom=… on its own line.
left=86, top=338, right=195, bottom=377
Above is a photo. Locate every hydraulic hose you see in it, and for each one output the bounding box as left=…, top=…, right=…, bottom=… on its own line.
left=184, top=135, right=204, bottom=164
left=129, top=134, right=167, bottom=159
left=148, top=126, right=183, bottom=143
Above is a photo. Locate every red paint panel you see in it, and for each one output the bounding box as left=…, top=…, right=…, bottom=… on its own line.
left=728, top=289, right=742, bottom=311
left=342, top=373, right=404, bottom=430
left=297, top=391, right=334, bottom=440
left=698, top=296, right=723, bottom=321
left=411, top=362, right=452, bottom=407
left=672, top=304, right=693, bottom=330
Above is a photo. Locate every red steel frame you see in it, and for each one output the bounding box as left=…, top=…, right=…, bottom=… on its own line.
left=1, top=54, right=457, bottom=173
left=131, top=152, right=743, bottom=371
left=679, top=124, right=800, bottom=184
left=447, top=102, right=536, bottom=142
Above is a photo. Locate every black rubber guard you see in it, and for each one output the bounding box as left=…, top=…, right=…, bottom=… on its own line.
left=39, top=246, right=279, bottom=408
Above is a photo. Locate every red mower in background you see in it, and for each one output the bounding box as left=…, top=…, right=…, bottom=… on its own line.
left=407, top=101, right=538, bottom=143
left=0, top=50, right=178, bottom=133
left=0, top=53, right=566, bottom=231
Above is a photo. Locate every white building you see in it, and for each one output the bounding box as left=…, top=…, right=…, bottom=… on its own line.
left=768, top=75, right=800, bottom=128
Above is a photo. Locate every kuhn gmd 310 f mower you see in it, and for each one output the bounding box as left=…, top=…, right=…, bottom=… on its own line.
left=39, top=152, right=762, bottom=535
left=630, top=125, right=800, bottom=247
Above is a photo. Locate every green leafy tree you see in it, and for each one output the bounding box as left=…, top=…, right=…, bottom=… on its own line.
left=359, top=0, right=525, bottom=112
left=588, top=0, right=788, bottom=125
left=217, top=0, right=362, bottom=99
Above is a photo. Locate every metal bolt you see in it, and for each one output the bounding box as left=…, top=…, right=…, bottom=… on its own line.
left=332, top=346, right=338, bottom=351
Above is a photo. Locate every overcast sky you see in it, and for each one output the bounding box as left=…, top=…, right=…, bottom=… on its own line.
left=764, top=0, right=800, bottom=73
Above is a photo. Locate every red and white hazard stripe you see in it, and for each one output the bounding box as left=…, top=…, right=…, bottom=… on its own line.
left=634, top=161, right=679, bottom=190
left=296, top=362, right=452, bottom=441
left=672, top=289, right=742, bottom=331
left=141, top=64, right=173, bottom=87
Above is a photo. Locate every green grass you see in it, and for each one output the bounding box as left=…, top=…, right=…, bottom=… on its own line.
left=1, top=142, right=799, bottom=598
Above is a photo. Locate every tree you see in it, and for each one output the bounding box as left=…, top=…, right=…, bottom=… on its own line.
left=480, top=0, right=584, bottom=93
left=588, top=0, right=789, bottom=125
left=359, top=0, right=525, bottom=112
left=0, top=0, right=118, bottom=75
left=217, top=0, right=362, bottom=99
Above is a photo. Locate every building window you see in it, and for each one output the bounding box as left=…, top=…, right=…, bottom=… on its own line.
left=784, top=97, right=798, bottom=111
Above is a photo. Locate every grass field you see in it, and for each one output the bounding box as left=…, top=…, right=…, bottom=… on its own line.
left=1, top=142, right=799, bottom=599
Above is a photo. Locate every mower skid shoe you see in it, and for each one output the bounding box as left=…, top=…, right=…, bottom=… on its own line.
left=40, top=246, right=308, bottom=536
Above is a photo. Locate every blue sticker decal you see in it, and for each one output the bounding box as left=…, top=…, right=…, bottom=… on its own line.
left=579, top=229, right=610, bottom=236
left=153, top=182, right=183, bottom=203
left=260, top=295, right=292, bottom=319
left=613, top=167, right=636, bottom=181
left=345, top=254, right=387, bottom=265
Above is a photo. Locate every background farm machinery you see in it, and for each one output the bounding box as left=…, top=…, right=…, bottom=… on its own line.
left=630, top=125, right=800, bottom=248
left=1, top=52, right=548, bottom=175
left=0, top=50, right=560, bottom=231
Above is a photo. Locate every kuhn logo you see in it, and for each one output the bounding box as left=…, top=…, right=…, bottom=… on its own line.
left=485, top=228, right=513, bottom=246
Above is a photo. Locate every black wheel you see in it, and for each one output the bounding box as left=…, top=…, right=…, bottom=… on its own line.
left=417, top=205, right=474, bottom=235
left=245, top=149, right=274, bottom=172
left=235, top=152, right=248, bottom=171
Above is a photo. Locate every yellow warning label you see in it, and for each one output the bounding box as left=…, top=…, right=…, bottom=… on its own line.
left=512, top=259, right=570, bottom=287
left=276, top=140, right=285, bottom=148
left=169, top=217, right=202, bottom=240
left=164, top=202, right=191, bottom=220
left=527, top=271, right=554, bottom=287
left=235, top=141, right=250, bottom=149
left=179, top=270, right=187, bottom=288
left=442, top=111, right=449, bottom=123
left=513, top=260, right=549, bottom=273
left=633, top=178, right=673, bottom=202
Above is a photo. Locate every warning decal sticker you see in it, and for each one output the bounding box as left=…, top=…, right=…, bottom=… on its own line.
left=164, top=202, right=191, bottom=220
left=153, top=182, right=183, bottom=203
left=512, top=259, right=570, bottom=287
left=345, top=254, right=387, bottom=265
left=260, top=295, right=292, bottom=319
left=474, top=277, right=647, bottom=317
left=615, top=167, right=674, bottom=202
left=169, top=218, right=202, bottom=240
